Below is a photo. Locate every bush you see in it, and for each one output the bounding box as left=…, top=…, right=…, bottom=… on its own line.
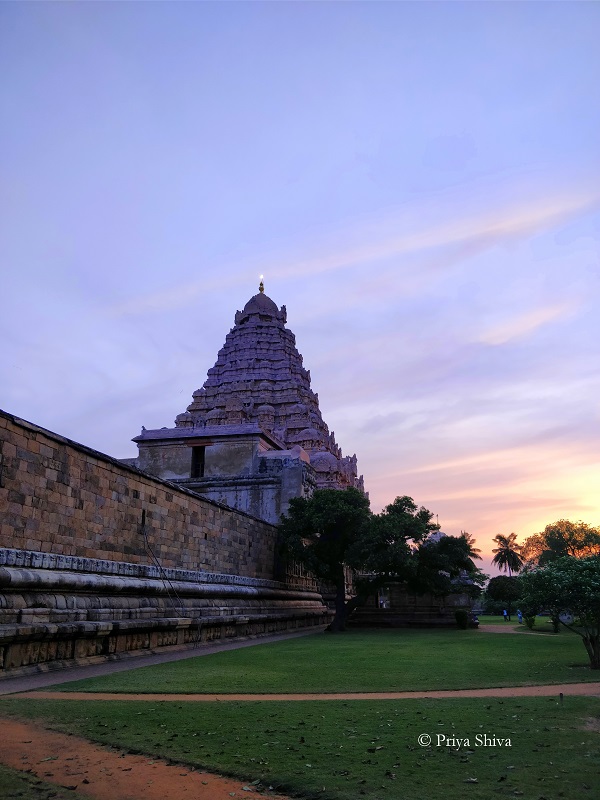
left=485, top=601, right=503, bottom=615
left=480, top=594, right=504, bottom=615
left=524, top=615, right=536, bottom=629
left=455, top=609, right=469, bottom=629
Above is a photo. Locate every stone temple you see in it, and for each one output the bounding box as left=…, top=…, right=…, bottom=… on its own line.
left=125, top=282, right=365, bottom=523
left=0, top=284, right=474, bottom=675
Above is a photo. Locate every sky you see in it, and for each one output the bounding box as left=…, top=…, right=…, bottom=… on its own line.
left=1, top=2, right=599, bottom=577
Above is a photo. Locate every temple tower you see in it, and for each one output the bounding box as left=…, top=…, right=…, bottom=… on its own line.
left=128, top=283, right=364, bottom=522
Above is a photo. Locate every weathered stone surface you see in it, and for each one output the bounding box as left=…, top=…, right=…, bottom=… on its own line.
left=0, top=284, right=362, bottom=673
left=0, top=410, right=330, bottom=673
left=0, top=411, right=279, bottom=578
left=179, top=285, right=364, bottom=489
left=131, top=284, right=364, bottom=521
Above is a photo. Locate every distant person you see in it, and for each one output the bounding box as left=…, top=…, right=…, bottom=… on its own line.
left=503, top=609, right=508, bottom=622
left=517, top=609, right=523, bottom=624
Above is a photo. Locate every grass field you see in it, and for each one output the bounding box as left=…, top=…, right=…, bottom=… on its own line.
left=1, top=695, right=598, bottom=800
left=2, top=629, right=599, bottom=800
left=0, top=763, right=90, bottom=800
left=51, top=628, right=596, bottom=694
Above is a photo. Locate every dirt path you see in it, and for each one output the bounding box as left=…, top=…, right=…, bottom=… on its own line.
left=0, top=718, right=291, bottom=800
left=477, top=624, right=553, bottom=635
left=12, top=682, right=600, bottom=701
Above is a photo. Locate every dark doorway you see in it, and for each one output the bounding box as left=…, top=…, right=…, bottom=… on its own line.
left=191, top=446, right=205, bottom=478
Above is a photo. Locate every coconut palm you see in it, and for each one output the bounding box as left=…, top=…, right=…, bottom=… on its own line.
left=460, top=530, right=482, bottom=560
left=492, top=533, right=523, bottom=576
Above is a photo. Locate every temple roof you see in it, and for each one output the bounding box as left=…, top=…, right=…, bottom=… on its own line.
left=133, top=423, right=285, bottom=449
left=170, top=283, right=364, bottom=492
left=239, top=290, right=280, bottom=320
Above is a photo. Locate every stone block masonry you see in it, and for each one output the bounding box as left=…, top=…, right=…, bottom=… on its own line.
left=0, top=410, right=329, bottom=674
left=0, top=410, right=278, bottom=578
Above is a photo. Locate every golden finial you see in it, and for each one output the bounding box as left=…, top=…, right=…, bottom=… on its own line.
left=259, top=274, right=264, bottom=293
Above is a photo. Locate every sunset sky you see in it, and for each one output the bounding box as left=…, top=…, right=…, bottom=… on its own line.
left=1, top=2, right=599, bottom=575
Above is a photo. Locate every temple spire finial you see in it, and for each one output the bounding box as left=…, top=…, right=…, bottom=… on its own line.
left=259, top=274, right=264, bottom=293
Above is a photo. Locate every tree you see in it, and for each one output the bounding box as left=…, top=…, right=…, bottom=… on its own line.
left=485, top=575, right=521, bottom=620
left=522, top=520, right=600, bottom=566
left=460, top=531, right=482, bottom=560
left=364, top=505, right=485, bottom=606
left=409, top=533, right=486, bottom=599
left=280, top=491, right=443, bottom=631
left=519, top=556, right=600, bottom=669
left=520, top=532, right=547, bottom=566
left=279, top=490, right=461, bottom=632
left=491, top=533, right=523, bottom=576
left=278, top=488, right=374, bottom=632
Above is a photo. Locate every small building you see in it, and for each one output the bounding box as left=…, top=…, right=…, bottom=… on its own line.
left=351, top=581, right=476, bottom=628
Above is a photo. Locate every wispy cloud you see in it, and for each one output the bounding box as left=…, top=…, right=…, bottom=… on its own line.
left=274, top=188, right=600, bottom=279
left=478, top=302, right=578, bottom=346
left=106, top=186, right=600, bottom=317
left=365, top=434, right=600, bottom=550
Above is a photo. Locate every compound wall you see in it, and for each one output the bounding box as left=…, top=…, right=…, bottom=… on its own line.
left=0, top=410, right=280, bottom=579
left=0, top=410, right=328, bottom=674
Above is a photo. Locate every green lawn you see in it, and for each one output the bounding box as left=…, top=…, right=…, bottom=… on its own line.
left=3, top=629, right=599, bottom=800
left=51, top=628, right=597, bottom=694
left=1, top=696, right=598, bottom=800
left=478, top=614, right=556, bottom=632
left=477, top=615, right=519, bottom=625
left=0, top=763, right=89, bottom=800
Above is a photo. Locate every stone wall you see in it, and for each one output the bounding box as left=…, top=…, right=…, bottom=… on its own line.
left=0, top=410, right=329, bottom=674
left=0, top=547, right=327, bottom=673
left=0, top=410, right=278, bottom=579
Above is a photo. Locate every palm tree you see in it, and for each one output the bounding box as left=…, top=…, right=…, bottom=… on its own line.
left=492, top=533, right=523, bottom=576
left=460, top=530, right=482, bottom=560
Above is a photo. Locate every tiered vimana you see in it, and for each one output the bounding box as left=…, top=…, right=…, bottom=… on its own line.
left=128, top=281, right=364, bottom=523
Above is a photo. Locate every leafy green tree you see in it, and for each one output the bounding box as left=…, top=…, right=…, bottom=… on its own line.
left=519, top=556, right=600, bottom=669
left=278, top=488, right=374, bottom=632
left=522, top=520, right=600, bottom=566
left=520, top=532, right=547, bottom=566
left=485, top=575, right=521, bottom=620
left=279, top=489, right=481, bottom=632
left=409, top=533, right=486, bottom=598
left=491, top=533, right=523, bottom=576
left=362, top=507, right=484, bottom=606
